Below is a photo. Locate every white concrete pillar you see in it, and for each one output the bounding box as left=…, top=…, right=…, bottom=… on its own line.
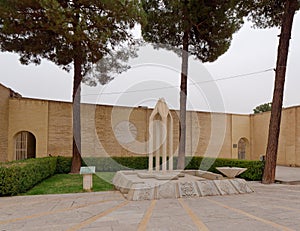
left=162, top=118, right=167, bottom=171
left=168, top=117, right=173, bottom=170
left=148, top=123, right=153, bottom=172
left=155, top=122, right=160, bottom=171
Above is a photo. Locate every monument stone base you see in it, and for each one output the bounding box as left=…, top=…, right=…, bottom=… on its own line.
left=112, top=170, right=254, bottom=201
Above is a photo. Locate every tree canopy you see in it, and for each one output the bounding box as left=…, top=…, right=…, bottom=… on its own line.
left=253, top=102, right=272, bottom=114
left=246, top=0, right=286, bottom=28
left=0, top=0, right=144, bottom=74
left=142, top=0, right=246, bottom=62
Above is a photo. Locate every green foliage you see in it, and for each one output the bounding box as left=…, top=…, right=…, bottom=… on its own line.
left=245, top=0, right=299, bottom=29
left=56, top=156, right=149, bottom=173
left=83, top=42, right=142, bottom=86
left=55, top=156, right=148, bottom=173
left=83, top=156, right=264, bottom=180
left=0, top=156, right=264, bottom=196
left=185, top=157, right=265, bottom=181
left=253, top=102, right=272, bottom=114
left=0, top=0, right=145, bottom=76
left=23, top=173, right=114, bottom=195
left=245, top=0, right=286, bottom=28
left=83, top=157, right=148, bottom=172
left=55, top=156, right=72, bottom=174
left=141, top=0, right=246, bottom=62
left=113, top=156, right=149, bottom=170
left=0, top=157, right=57, bottom=196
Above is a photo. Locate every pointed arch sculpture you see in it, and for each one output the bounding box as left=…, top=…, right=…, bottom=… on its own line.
left=148, top=98, right=173, bottom=172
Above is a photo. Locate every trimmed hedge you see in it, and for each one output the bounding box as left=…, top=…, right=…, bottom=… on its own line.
left=0, top=157, right=57, bottom=196
left=83, top=157, right=148, bottom=172
left=184, top=157, right=264, bottom=181
left=81, top=156, right=264, bottom=181
left=56, top=156, right=72, bottom=174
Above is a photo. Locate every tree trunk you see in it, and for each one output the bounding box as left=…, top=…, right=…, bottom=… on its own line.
left=177, top=29, right=189, bottom=170
left=262, top=0, right=297, bottom=184
left=70, top=53, right=83, bottom=174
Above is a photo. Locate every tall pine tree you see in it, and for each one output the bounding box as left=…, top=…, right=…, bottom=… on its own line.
left=246, top=0, right=299, bottom=183
left=0, top=0, right=144, bottom=172
left=141, top=0, right=246, bottom=169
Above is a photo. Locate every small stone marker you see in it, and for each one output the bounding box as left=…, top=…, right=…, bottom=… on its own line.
left=80, top=166, right=96, bottom=191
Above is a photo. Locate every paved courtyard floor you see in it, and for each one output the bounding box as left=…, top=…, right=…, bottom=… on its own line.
left=0, top=181, right=300, bottom=231
left=276, top=165, right=300, bottom=183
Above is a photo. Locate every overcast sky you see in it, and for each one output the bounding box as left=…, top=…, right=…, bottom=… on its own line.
left=0, top=12, right=299, bottom=114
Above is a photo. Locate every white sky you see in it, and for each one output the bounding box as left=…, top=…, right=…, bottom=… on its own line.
left=0, top=12, right=299, bottom=114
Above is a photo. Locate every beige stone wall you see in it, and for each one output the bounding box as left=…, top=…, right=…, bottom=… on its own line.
left=277, top=108, right=296, bottom=166
left=0, top=84, right=10, bottom=162
left=296, top=107, right=300, bottom=166
left=191, top=112, right=232, bottom=159
left=185, top=112, right=235, bottom=159
left=250, top=112, right=270, bottom=160
left=94, top=105, right=124, bottom=157
left=217, top=114, right=233, bottom=159
left=2, top=86, right=300, bottom=166
left=186, top=111, right=201, bottom=156
left=47, top=101, right=73, bottom=156
left=81, top=103, right=101, bottom=157
left=79, top=105, right=237, bottom=159
left=3, top=97, right=252, bottom=161
left=169, top=110, right=180, bottom=156
left=231, top=114, right=251, bottom=159
left=250, top=107, right=300, bottom=166
left=8, top=98, right=49, bottom=161
left=81, top=104, right=149, bottom=158
left=191, top=112, right=211, bottom=157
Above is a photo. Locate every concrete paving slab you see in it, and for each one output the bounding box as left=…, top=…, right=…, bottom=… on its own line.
left=276, top=165, right=300, bottom=184
left=1, top=182, right=300, bottom=230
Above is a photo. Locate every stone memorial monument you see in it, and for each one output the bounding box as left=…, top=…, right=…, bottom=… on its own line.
left=112, top=99, right=254, bottom=201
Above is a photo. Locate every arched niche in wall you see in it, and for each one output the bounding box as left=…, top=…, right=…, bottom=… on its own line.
left=14, top=131, right=36, bottom=160
left=238, top=137, right=249, bottom=160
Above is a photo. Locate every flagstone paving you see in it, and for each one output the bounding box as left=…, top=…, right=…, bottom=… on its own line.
left=1, top=181, right=300, bottom=231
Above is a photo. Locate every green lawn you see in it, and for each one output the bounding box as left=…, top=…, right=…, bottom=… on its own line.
left=22, top=172, right=115, bottom=195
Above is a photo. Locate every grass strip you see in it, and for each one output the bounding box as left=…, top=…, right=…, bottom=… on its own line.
left=22, top=172, right=115, bottom=195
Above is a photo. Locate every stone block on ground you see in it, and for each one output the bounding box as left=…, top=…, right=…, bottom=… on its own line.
left=178, top=182, right=199, bottom=198
left=214, top=179, right=239, bottom=195
left=157, top=182, right=178, bottom=199
left=230, top=178, right=254, bottom=193
left=197, top=180, right=220, bottom=196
